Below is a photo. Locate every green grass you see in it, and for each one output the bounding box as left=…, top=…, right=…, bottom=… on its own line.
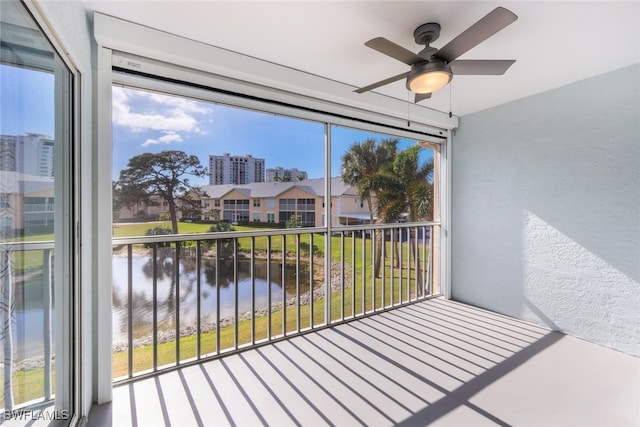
left=112, top=221, right=217, bottom=237
left=0, top=367, right=56, bottom=407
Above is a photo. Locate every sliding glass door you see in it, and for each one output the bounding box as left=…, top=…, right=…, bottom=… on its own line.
left=1, top=1, right=76, bottom=422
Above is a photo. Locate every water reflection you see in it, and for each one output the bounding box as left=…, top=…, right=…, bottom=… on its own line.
left=112, top=249, right=311, bottom=344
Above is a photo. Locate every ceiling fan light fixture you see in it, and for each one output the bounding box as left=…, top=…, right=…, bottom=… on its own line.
left=406, top=61, right=452, bottom=94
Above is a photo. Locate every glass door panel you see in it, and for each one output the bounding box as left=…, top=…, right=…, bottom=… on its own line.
left=0, top=1, right=74, bottom=421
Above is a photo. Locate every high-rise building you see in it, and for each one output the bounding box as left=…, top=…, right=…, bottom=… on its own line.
left=0, top=135, right=18, bottom=172
left=209, top=153, right=265, bottom=185
left=0, top=133, right=54, bottom=177
left=266, top=166, right=308, bottom=182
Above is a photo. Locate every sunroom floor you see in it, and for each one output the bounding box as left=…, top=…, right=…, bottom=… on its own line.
left=89, top=298, right=640, bottom=426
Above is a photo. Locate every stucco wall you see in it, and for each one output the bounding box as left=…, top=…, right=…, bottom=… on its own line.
left=451, top=64, right=640, bottom=356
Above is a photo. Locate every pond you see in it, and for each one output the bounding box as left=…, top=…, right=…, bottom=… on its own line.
left=111, top=253, right=313, bottom=344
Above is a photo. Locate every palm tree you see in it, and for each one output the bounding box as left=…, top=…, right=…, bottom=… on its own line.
left=340, top=138, right=397, bottom=224
left=341, top=139, right=398, bottom=280
left=371, top=145, right=434, bottom=282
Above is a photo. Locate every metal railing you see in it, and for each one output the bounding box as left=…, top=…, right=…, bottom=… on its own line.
left=112, top=222, right=439, bottom=382
left=0, top=241, right=55, bottom=411
left=23, top=204, right=55, bottom=213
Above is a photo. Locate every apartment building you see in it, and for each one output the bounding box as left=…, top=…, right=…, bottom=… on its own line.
left=116, top=177, right=372, bottom=227
left=201, top=177, right=371, bottom=226
left=0, top=133, right=55, bottom=177
left=265, top=166, right=308, bottom=182
left=208, top=153, right=265, bottom=185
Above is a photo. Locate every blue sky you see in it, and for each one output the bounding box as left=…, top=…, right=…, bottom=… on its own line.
left=0, top=64, right=433, bottom=186
left=112, top=86, right=433, bottom=186
left=0, top=65, right=54, bottom=136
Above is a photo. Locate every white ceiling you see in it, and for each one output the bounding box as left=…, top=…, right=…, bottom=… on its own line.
left=82, top=1, right=640, bottom=117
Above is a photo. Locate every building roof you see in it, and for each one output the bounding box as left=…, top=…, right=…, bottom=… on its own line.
left=0, top=171, right=54, bottom=194
left=201, top=177, right=356, bottom=199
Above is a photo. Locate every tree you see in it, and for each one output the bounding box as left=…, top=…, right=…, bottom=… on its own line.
left=116, top=150, right=208, bottom=234
left=341, top=139, right=398, bottom=278
left=371, top=145, right=434, bottom=281
left=340, top=138, right=397, bottom=224
left=202, top=222, right=237, bottom=258
left=285, top=214, right=301, bottom=228
left=113, top=180, right=152, bottom=220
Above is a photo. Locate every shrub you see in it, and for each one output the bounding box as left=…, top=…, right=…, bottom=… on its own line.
left=143, top=226, right=173, bottom=248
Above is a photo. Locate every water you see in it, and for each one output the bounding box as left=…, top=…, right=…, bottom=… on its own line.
left=111, top=252, right=312, bottom=344
left=2, top=272, right=53, bottom=360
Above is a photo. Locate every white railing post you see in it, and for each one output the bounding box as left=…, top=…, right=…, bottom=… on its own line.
left=43, top=249, right=52, bottom=401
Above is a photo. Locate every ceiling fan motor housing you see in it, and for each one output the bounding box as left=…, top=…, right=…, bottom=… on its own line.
left=406, top=59, right=453, bottom=93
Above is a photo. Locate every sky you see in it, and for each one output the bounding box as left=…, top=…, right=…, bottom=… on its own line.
left=0, top=63, right=434, bottom=187
left=112, top=86, right=434, bottom=186
left=0, top=64, right=54, bottom=136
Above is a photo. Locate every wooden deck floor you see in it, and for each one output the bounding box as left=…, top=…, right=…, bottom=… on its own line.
left=89, top=298, right=640, bottom=426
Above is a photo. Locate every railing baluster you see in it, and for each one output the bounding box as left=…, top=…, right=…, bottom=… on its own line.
left=413, top=227, right=422, bottom=301
left=296, top=234, right=301, bottom=333
left=175, top=242, right=181, bottom=365
left=309, top=233, right=314, bottom=328
left=282, top=235, right=286, bottom=336
left=250, top=237, right=255, bottom=346
left=428, top=226, right=434, bottom=295
left=407, top=228, right=412, bottom=302
left=215, top=239, right=221, bottom=355
left=43, top=249, right=52, bottom=400
left=371, top=228, right=376, bottom=312
left=420, top=226, right=425, bottom=298
left=361, top=230, right=365, bottom=316
left=391, top=229, right=395, bottom=307
left=233, top=239, right=238, bottom=350
left=351, top=231, right=356, bottom=317
left=325, top=230, right=331, bottom=326
left=340, top=231, right=345, bottom=320
left=399, top=229, right=403, bottom=305
left=152, top=244, right=158, bottom=370
left=127, top=244, right=133, bottom=378
left=381, top=230, right=386, bottom=309
left=196, top=240, right=201, bottom=359
left=267, top=236, right=272, bottom=339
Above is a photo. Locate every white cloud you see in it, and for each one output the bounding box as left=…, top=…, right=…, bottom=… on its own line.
left=142, top=133, right=184, bottom=147
left=112, top=87, right=211, bottom=142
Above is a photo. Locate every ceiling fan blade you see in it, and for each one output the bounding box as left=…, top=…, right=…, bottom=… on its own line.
left=365, top=37, right=423, bottom=65
left=354, top=71, right=409, bottom=94
left=436, top=7, right=518, bottom=63
left=450, top=59, right=516, bottom=75
left=414, top=92, right=432, bottom=103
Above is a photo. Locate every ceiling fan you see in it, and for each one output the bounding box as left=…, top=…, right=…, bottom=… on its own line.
left=354, top=7, right=518, bottom=103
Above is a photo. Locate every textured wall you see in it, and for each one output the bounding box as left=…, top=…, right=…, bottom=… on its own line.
left=451, top=64, right=640, bottom=356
